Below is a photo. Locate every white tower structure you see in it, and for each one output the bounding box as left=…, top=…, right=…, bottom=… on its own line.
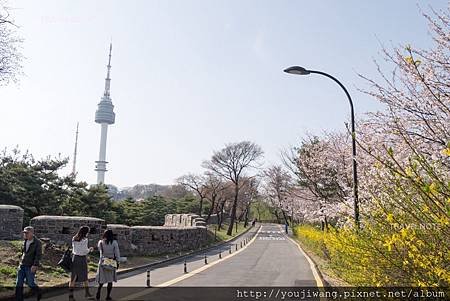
left=95, top=43, right=116, bottom=184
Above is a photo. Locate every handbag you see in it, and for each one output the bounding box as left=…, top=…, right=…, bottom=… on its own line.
left=57, top=247, right=72, bottom=272
left=99, top=241, right=118, bottom=271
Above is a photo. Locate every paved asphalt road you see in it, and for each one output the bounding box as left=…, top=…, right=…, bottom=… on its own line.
left=34, top=224, right=320, bottom=301
left=171, top=223, right=317, bottom=287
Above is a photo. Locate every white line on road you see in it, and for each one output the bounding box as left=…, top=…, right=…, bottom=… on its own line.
left=281, top=225, right=324, bottom=287
left=258, top=236, right=285, bottom=240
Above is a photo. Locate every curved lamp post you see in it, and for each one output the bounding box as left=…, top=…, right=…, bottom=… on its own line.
left=283, top=66, right=360, bottom=228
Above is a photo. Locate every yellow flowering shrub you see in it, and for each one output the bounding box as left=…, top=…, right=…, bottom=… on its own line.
left=294, top=222, right=450, bottom=286
left=294, top=225, right=327, bottom=259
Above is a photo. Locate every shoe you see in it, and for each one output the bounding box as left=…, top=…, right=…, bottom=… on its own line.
left=106, top=297, right=112, bottom=300
left=95, top=291, right=101, bottom=300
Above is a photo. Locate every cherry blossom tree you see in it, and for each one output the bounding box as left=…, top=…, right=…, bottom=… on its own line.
left=0, top=0, right=22, bottom=85
left=284, top=7, right=449, bottom=286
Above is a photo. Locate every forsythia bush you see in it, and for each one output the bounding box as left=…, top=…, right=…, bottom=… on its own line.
left=290, top=8, right=450, bottom=288
left=294, top=223, right=450, bottom=287
left=293, top=225, right=327, bottom=259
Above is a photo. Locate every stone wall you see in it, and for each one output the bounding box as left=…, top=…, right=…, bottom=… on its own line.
left=131, top=226, right=207, bottom=255
left=106, top=224, right=132, bottom=255
left=30, top=216, right=106, bottom=247
left=205, top=214, right=219, bottom=225
left=25, top=213, right=209, bottom=257
left=202, top=213, right=230, bottom=225
left=0, top=205, right=24, bottom=240
left=164, top=213, right=206, bottom=228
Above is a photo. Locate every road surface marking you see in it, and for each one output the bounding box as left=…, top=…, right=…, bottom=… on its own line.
left=119, top=226, right=262, bottom=301
left=259, top=236, right=285, bottom=240
left=282, top=225, right=324, bottom=287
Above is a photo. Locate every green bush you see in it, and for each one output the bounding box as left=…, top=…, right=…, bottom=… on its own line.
left=0, top=265, right=17, bottom=277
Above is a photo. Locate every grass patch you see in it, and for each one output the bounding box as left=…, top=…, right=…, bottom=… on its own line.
left=208, top=222, right=248, bottom=242
left=0, top=265, right=16, bottom=277
left=0, top=240, right=99, bottom=289
left=9, top=240, right=23, bottom=252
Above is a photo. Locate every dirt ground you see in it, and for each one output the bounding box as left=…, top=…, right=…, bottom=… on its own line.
left=0, top=240, right=97, bottom=289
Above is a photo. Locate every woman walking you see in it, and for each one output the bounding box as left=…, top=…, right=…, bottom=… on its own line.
left=70, top=226, right=94, bottom=300
left=95, top=229, right=120, bottom=301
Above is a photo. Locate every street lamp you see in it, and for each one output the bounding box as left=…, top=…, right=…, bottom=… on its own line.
left=284, top=66, right=360, bottom=228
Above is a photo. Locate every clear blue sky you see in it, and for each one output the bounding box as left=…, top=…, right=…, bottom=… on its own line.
left=1, top=0, right=445, bottom=187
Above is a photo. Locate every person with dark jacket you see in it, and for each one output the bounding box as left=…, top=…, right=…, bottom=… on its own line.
left=15, top=226, right=42, bottom=301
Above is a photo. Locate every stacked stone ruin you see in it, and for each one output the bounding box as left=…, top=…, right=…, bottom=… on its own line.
left=0, top=205, right=24, bottom=240
left=0, top=205, right=209, bottom=256
left=163, top=213, right=207, bottom=227
left=30, top=216, right=106, bottom=247
left=130, top=225, right=207, bottom=255
left=164, top=213, right=227, bottom=226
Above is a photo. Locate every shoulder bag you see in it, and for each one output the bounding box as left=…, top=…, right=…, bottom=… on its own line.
left=57, top=247, right=72, bottom=272
left=99, top=241, right=118, bottom=271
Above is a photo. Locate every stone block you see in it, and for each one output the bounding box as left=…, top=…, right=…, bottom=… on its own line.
left=0, top=205, right=24, bottom=240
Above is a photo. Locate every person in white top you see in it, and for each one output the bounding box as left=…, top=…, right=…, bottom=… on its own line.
left=69, top=226, right=94, bottom=300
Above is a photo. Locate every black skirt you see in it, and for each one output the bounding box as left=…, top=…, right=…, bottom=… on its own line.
left=71, top=255, right=88, bottom=282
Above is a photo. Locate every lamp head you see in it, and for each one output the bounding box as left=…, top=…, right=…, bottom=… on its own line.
left=283, top=66, right=310, bottom=75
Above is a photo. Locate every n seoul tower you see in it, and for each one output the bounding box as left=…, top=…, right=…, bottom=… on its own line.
left=95, top=43, right=116, bottom=184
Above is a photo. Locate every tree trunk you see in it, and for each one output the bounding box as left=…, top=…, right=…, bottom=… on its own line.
left=273, top=210, right=282, bottom=224
left=217, top=201, right=225, bottom=230
left=217, top=215, right=222, bottom=230
left=256, top=206, right=261, bottom=221
left=237, top=210, right=245, bottom=221
left=198, top=197, right=203, bottom=216
left=217, top=202, right=225, bottom=230
left=205, top=195, right=216, bottom=222
left=226, top=184, right=239, bottom=236
left=244, top=205, right=250, bottom=228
